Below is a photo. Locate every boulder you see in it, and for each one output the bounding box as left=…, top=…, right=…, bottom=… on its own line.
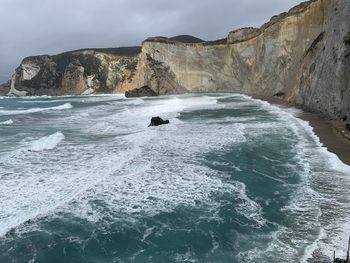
left=125, top=85, right=158, bottom=98
left=148, top=117, right=170, bottom=127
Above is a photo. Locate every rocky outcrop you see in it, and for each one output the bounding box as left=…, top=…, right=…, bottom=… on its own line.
left=148, top=117, right=170, bottom=127
left=0, top=80, right=10, bottom=96
left=7, top=74, right=27, bottom=96
left=2, top=0, right=350, bottom=121
left=5, top=47, right=141, bottom=96
left=125, top=85, right=157, bottom=98
left=227, top=28, right=261, bottom=44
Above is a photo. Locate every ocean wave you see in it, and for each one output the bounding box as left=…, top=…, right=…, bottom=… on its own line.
left=245, top=95, right=350, bottom=261
left=123, top=98, right=145, bottom=105
left=30, top=132, right=65, bottom=152
left=115, top=96, right=221, bottom=125
left=245, top=95, right=350, bottom=173
left=1, top=93, right=349, bottom=263
left=0, top=132, right=147, bottom=237
left=86, top=121, right=117, bottom=135
left=0, top=103, right=72, bottom=116
left=295, top=118, right=350, bottom=174
left=0, top=119, right=13, bottom=125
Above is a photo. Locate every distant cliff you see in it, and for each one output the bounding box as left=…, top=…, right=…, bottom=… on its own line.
left=2, top=0, right=350, bottom=121
left=1, top=47, right=141, bottom=96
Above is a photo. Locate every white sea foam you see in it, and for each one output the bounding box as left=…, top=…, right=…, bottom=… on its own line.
left=250, top=95, right=350, bottom=172
left=0, top=94, right=253, bottom=238
left=29, top=132, right=65, bottom=152
left=120, top=95, right=219, bottom=119
left=50, top=102, right=72, bottom=110
left=242, top=94, right=350, bottom=262
left=86, top=121, right=118, bottom=135
left=64, top=99, right=265, bottom=227
left=0, top=103, right=72, bottom=116
left=0, top=123, right=157, bottom=237
left=122, top=98, right=145, bottom=105
left=0, top=119, right=13, bottom=125
left=19, top=95, right=53, bottom=99
left=293, top=117, right=350, bottom=174
left=0, top=143, right=137, bottom=237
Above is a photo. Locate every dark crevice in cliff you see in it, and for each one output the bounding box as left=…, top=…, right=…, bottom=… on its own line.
left=303, top=32, right=325, bottom=58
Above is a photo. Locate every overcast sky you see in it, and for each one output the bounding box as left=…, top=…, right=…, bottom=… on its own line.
left=0, top=0, right=301, bottom=83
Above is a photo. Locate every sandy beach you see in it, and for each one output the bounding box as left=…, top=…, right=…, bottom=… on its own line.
left=257, top=96, right=350, bottom=166
left=299, top=111, right=350, bottom=166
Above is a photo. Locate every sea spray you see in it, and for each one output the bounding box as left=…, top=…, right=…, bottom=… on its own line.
left=30, top=132, right=65, bottom=151
left=0, top=119, right=13, bottom=125
left=0, top=103, right=72, bottom=115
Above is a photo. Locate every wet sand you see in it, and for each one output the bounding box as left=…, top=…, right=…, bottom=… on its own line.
left=299, top=111, right=350, bottom=166
left=254, top=96, right=350, bottom=166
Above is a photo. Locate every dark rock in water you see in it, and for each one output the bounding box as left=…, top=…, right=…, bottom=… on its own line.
left=125, top=85, right=158, bottom=98
left=148, top=117, right=170, bottom=127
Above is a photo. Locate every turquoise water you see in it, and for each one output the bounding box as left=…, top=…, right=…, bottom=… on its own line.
left=0, top=94, right=349, bottom=263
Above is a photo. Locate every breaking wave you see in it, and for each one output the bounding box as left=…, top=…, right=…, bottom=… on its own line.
left=0, top=119, right=13, bottom=125
left=0, top=103, right=72, bottom=116
left=30, top=132, right=65, bottom=152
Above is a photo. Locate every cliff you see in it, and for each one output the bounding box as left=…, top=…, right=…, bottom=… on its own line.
left=3, top=0, right=350, bottom=121
left=118, top=0, right=350, bottom=121
left=4, top=47, right=140, bottom=96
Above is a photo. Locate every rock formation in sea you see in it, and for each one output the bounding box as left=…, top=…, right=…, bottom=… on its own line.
left=125, top=85, right=158, bottom=98
left=148, top=117, right=170, bottom=127
left=1, top=0, right=350, bottom=121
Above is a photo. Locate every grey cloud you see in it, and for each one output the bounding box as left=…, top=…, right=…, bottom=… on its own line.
left=0, top=0, right=301, bottom=83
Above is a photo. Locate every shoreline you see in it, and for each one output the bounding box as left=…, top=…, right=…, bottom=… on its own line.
left=255, top=95, right=350, bottom=166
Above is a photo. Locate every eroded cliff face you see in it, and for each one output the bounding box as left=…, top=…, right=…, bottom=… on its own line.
left=4, top=0, right=350, bottom=120
left=118, top=0, right=328, bottom=97
left=297, top=0, right=350, bottom=120
left=8, top=47, right=140, bottom=96
left=117, top=0, right=350, bottom=120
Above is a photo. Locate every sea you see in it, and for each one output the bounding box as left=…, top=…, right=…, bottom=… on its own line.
left=0, top=93, right=349, bottom=263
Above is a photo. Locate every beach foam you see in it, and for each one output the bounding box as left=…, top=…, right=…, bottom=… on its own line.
left=0, top=119, right=13, bottom=125
left=0, top=103, right=72, bottom=116
left=246, top=95, right=350, bottom=262
left=29, top=132, right=65, bottom=152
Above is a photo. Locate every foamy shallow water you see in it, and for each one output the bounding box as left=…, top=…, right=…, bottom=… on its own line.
left=0, top=93, right=349, bottom=263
